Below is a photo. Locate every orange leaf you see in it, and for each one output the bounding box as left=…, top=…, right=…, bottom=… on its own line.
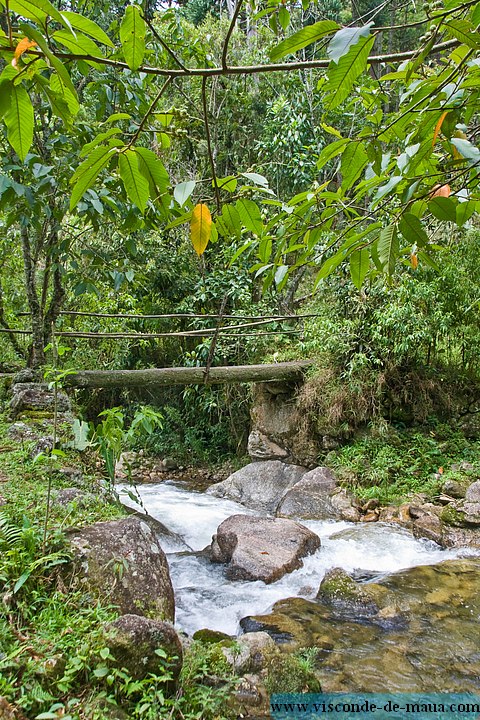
left=438, top=467, right=444, bottom=474
left=431, top=184, right=451, bottom=198
left=432, top=111, right=448, bottom=148
left=410, top=253, right=418, bottom=270
left=190, top=203, right=212, bottom=256
left=12, top=37, right=37, bottom=67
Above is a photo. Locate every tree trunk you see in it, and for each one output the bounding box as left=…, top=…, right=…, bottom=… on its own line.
left=20, top=226, right=45, bottom=369
left=67, top=361, right=312, bottom=389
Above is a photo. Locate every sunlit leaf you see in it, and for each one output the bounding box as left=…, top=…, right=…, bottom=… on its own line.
left=190, top=203, right=212, bottom=256
left=174, top=180, right=196, bottom=207
left=325, top=35, right=375, bottom=109
left=327, top=24, right=373, bottom=63
left=120, top=5, right=145, bottom=71
left=269, top=20, right=339, bottom=62
left=60, top=11, right=114, bottom=47
left=4, top=83, right=33, bottom=161
left=349, top=247, right=369, bottom=289
left=119, top=149, right=149, bottom=212
left=377, top=224, right=398, bottom=277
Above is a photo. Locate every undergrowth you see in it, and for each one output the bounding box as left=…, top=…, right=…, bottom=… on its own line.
left=0, top=412, right=236, bottom=719
left=326, top=423, right=480, bottom=504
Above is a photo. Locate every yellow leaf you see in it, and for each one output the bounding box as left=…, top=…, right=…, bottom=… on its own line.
left=410, top=253, right=418, bottom=270
left=190, top=203, right=212, bottom=256
left=432, top=110, right=448, bottom=148
left=12, top=37, right=37, bottom=67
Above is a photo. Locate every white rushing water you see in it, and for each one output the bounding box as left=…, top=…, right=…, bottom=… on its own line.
left=118, top=481, right=465, bottom=636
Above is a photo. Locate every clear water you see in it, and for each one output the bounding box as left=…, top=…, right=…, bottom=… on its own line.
left=118, top=481, right=466, bottom=636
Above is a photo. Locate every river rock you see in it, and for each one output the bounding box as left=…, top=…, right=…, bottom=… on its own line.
left=465, top=480, right=480, bottom=502
left=66, top=516, right=174, bottom=621
left=222, top=631, right=277, bottom=673
left=209, top=514, right=320, bottom=583
left=276, top=466, right=336, bottom=519
left=442, top=478, right=468, bottom=499
left=247, top=430, right=289, bottom=461
left=207, top=461, right=306, bottom=513
left=10, top=382, right=71, bottom=416
left=104, top=614, right=182, bottom=680
left=54, top=487, right=94, bottom=507
left=317, top=568, right=378, bottom=617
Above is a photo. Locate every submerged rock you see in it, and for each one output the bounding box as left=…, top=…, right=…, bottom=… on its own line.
left=66, top=516, right=175, bottom=621
left=104, top=614, right=182, bottom=681
left=207, top=460, right=306, bottom=513
left=209, top=514, right=320, bottom=583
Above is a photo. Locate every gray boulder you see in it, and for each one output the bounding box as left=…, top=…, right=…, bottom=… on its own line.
left=276, top=467, right=360, bottom=521
left=104, top=614, right=182, bottom=680
left=66, top=516, right=174, bottom=621
left=210, top=514, right=320, bottom=583
left=10, top=382, right=71, bottom=416
left=207, top=461, right=306, bottom=513
left=466, top=481, right=480, bottom=503
left=247, top=430, right=289, bottom=461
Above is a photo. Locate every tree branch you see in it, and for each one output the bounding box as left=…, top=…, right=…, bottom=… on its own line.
left=202, top=77, right=220, bottom=212
left=221, top=0, right=244, bottom=70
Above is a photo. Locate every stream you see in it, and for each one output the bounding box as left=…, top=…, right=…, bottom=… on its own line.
left=118, top=480, right=470, bottom=637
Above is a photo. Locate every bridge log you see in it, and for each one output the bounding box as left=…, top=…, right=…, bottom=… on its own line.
left=66, top=362, right=311, bottom=389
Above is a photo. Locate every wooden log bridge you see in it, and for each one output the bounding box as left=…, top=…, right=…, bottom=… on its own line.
left=66, top=361, right=312, bottom=389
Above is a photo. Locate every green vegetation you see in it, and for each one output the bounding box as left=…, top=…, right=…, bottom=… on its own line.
left=1, top=0, right=480, bottom=711
left=0, top=412, right=236, bottom=719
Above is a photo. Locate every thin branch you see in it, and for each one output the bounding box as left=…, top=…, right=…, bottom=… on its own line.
left=221, top=0, right=244, bottom=70
left=142, top=13, right=189, bottom=72
left=202, top=77, right=221, bottom=212
left=24, top=39, right=459, bottom=80
left=16, top=311, right=318, bottom=319
left=128, top=77, right=173, bottom=148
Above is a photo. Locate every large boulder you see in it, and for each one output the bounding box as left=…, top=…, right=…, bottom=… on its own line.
left=276, top=467, right=360, bottom=521
left=9, top=382, right=71, bottom=417
left=66, top=516, right=174, bottom=621
left=104, top=614, right=182, bottom=681
left=207, top=461, right=306, bottom=513
left=209, top=514, right=320, bottom=583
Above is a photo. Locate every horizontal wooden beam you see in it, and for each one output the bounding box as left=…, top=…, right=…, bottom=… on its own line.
left=66, top=361, right=312, bottom=389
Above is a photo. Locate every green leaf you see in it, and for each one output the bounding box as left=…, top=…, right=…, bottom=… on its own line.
left=70, top=143, right=119, bottom=210
left=340, top=141, right=368, bottom=190
left=373, top=175, right=403, bottom=205
left=53, top=30, right=103, bottom=63
left=399, top=213, right=429, bottom=247
left=60, top=11, right=114, bottom=47
left=13, top=570, right=31, bottom=594
left=236, top=198, right=263, bottom=235
left=429, top=197, right=457, bottom=222
left=456, top=200, right=476, bottom=226
left=0, top=79, right=12, bottom=119
left=4, top=83, right=33, bottom=161
left=50, top=73, right=79, bottom=116
left=136, top=147, right=169, bottom=197
left=316, top=138, right=349, bottom=169
left=80, top=128, right=123, bottom=157
left=327, top=24, right=373, bottom=63
left=8, top=0, right=65, bottom=27
left=377, top=224, right=398, bottom=277
left=119, top=150, right=149, bottom=213
left=451, top=137, right=480, bottom=165
left=472, top=3, right=480, bottom=26
left=349, top=247, right=369, bottom=289
left=220, top=203, right=242, bottom=237
left=269, top=20, right=339, bottom=62
left=174, top=180, right=195, bottom=207
left=120, top=5, right=145, bottom=71
left=444, top=19, right=480, bottom=50
left=325, top=35, right=375, bottom=109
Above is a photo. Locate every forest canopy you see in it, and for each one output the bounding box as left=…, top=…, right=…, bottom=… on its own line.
left=0, top=0, right=478, bottom=366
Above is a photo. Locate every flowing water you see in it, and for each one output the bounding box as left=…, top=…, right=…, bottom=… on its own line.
left=118, top=481, right=470, bottom=637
